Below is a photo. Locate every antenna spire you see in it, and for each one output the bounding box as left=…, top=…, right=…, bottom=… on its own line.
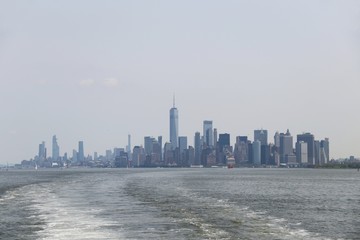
left=173, top=93, right=175, bottom=108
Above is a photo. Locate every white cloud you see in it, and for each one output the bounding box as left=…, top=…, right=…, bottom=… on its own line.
left=103, top=78, right=119, bottom=87
left=79, top=79, right=95, bottom=87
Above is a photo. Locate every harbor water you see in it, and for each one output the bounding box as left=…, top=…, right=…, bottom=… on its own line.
left=0, top=168, right=359, bottom=239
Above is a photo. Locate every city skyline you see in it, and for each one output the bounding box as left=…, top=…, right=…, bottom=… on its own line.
left=3, top=95, right=353, bottom=165
left=1, top=1, right=359, bottom=164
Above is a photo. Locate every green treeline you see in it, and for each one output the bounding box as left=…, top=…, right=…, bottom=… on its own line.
left=316, top=162, right=360, bottom=169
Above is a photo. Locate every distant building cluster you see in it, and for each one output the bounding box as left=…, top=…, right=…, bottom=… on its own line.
left=21, top=99, right=339, bottom=169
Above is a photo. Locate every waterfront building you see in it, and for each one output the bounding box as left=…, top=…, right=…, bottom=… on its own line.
left=126, top=134, right=132, bottom=161
left=252, top=140, right=261, bottom=165
left=261, top=145, right=270, bottom=165
left=194, top=132, right=201, bottom=165
left=164, top=142, right=174, bottom=165
left=187, top=146, right=195, bottom=166
left=279, top=129, right=294, bottom=163
left=158, top=136, right=163, bottom=161
left=151, top=141, right=162, bottom=165
left=38, top=141, right=46, bottom=161
left=201, top=147, right=212, bottom=167
left=132, top=146, right=145, bottom=167
left=234, top=136, right=248, bottom=164
left=114, top=150, right=128, bottom=168
left=217, top=133, right=230, bottom=164
left=320, top=138, right=330, bottom=164
left=105, top=149, right=112, bottom=161
left=78, top=141, right=84, bottom=163
left=296, top=141, right=308, bottom=164
left=72, top=149, right=78, bottom=163
left=314, top=140, right=321, bottom=165
left=206, top=151, right=217, bottom=166
left=247, top=141, right=253, bottom=164
left=297, top=133, right=315, bottom=165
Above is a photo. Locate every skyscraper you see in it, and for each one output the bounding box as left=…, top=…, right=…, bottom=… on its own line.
left=203, top=120, right=213, bottom=147
left=321, top=138, right=329, bottom=163
left=234, top=136, right=248, bottom=164
left=274, top=131, right=280, bottom=148
left=38, top=141, right=46, bottom=161
left=297, top=133, right=315, bottom=165
left=52, top=135, right=60, bottom=161
left=254, top=129, right=268, bottom=146
left=169, top=96, right=179, bottom=150
left=158, top=136, right=163, bottom=162
left=280, top=129, right=294, bottom=163
left=178, top=136, right=188, bottom=154
left=213, top=128, right=218, bottom=147
left=252, top=140, right=261, bottom=165
left=126, top=134, right=132, bottom=161
left=296, top=141, right=308, bottom=164
left=78, top=141, right=84, bottom=162
left=194, top=132, right=201, bottom=165
left=72, top=149, right=78, bottom=163
left=144, top=136, right=155, bottom=155
left=314, top=140, right=321, bottom=165
left=218, top=133, right=230, bottom=151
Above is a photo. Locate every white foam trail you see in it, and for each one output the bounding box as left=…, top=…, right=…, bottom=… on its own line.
left=19, top=184, right=125, bottom=240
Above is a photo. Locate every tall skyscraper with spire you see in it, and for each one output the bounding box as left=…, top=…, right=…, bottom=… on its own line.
left=52, top=135, right=60, bottom=161
left=169, top=95, right=179, bottom=150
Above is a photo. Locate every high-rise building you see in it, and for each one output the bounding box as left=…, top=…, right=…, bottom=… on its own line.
left=78, top=141, right=84, bottom=162
left=279, top=129, right=294, bottom=163
left=178, top=136, right=188, bottom=154
left=105, top=149, right=112, bottom=161
left=194, top=132, right=201, bottom=165
left=151, top=141, right=162, bottom=165
left=52, top=135, right=60, bottom=161
left=169, top=96, right=179, bottom=150
left=314, top=140, right=321, bottom=165
left=234, top=136, right=248, bottom=164
left=218, top=133, right=230, bottom=150
left=132, top=146, right=145, bottom=167
left=254, top=129, right=270, bottom=164
left=164, top=142, right=174, bottom=165
left=321, top=138, right=330, bottom=164
left=144, top=136, right=156, bottom=155
left=72, top=149, right=78, bottom=163
left=213, top=128, right=218, bottom=147
left=203, top=120, right=213, bottom=147
left=254, top=129, right=268, bottom=146
left=297, top=133, right=315, bottom=165
left=252, top=140, right=261, bottom=165
left=158, top=136, right=163, bottom=162
left=126, top=134, right=132, bottom=160
left=178, top=136, right=188, bottom=166
left=38, top=141, right=46, bottom=160
left=296, top=141, right=308, bottom=164
left=274, top=131, right=280, bottom=148
left=261, top=145, right=270, bottom=165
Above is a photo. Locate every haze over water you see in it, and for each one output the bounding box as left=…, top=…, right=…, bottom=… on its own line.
left=1, top=1, right=360, bottom=163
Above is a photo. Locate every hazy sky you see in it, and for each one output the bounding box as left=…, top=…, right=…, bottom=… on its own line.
left=1, top=0, right=359, bottom=164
